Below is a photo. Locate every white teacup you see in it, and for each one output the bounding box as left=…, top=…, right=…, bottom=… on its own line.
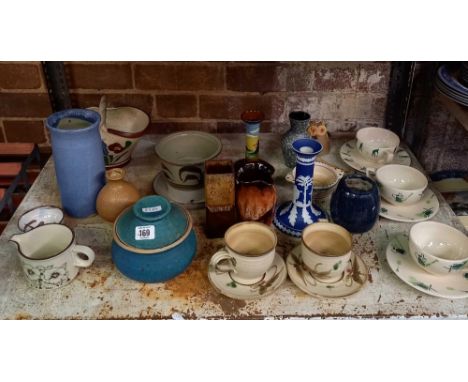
left=10, top=224, right=95, bottom=289
left=356, top=127, right=400, bottom=164
left=301, top=222, right=353, bottom=283
left=409, top=222, right=468, bottom=276
left=210, top=221, right=277, bottom=284
left=375, top=164, right=428, bottom=205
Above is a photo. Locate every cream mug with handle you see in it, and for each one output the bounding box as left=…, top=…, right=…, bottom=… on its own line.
left=210, top=221, right=277, bottom=284
left=10, top=224, right=95, bottom=289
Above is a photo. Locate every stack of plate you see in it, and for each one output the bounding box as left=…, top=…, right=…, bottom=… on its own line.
left=435, top=64, right=468, bottom=107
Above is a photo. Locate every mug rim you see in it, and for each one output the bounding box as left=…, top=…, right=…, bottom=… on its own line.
left=224, top=221, right=277, bottom=257
left=12, top=223, right=75, bottom=261
left=301, top=222, right=352, bottom=257
left=340, top=174, right=378, bottom=195
left=356, top=126, right=399, bottom=141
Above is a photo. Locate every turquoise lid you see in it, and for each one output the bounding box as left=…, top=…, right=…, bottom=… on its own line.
left=115, top=195, right=189, bottom=250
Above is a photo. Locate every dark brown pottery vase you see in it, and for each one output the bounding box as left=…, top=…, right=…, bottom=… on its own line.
left=234, top=159, right=276, bottom=225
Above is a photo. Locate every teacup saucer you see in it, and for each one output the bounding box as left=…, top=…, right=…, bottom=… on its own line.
left=339, top=139, right=411, bottom=173
left=153, top=172, right=204, bottom=209
left=379, top=187, right=439, bottom=223
left=386, top=234, right=468, bottom=299
left=286, top=245, right=368, bottom=298
left=208, top=253, right=287, bottom=300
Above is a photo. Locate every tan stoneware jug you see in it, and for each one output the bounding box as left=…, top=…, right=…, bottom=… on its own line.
left=96, top=168, right=140, bottom=222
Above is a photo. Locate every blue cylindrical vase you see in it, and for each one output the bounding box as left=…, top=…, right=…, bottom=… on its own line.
left=46, top=109, right=105, bottom=218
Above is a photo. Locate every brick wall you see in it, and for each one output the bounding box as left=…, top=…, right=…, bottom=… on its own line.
left=0, top=62, right=51, bottom=149
left=0, top=62, right=391, bottom=149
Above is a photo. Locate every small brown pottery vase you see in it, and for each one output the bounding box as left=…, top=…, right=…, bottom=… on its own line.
left=96, top=168, right=140, bottom=222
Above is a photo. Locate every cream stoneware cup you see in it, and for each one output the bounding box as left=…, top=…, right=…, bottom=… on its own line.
left=409, top=221, right=468, bottom=276
left=211, top=221, right=277, bottom=284
left=301, top=222, right=353, bottom=283
left=375, top=164, right=428, bottom=205
left=356, top=127, right=400, bottom=164
left=9, top=224, right=95, bottom=289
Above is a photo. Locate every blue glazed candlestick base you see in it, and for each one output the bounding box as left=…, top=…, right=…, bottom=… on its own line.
left=274, top=200, right=326, bottom=237
left=274, top=138, right=328, bottom=238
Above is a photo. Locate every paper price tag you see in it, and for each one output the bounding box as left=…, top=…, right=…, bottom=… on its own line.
left=142, top=206, right=162, bottom=213
left=135, top=225, right=155, bottom=240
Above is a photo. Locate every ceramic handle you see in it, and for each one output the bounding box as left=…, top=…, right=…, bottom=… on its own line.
left=211, top=249, right=236, bottom=274
left=72, top=245, right=96, bottom=268
left=98, top=95, right=109, bottom=133
left=365, top=168, right=377, bottom=178
left=379, top=149, right=394, bottom=164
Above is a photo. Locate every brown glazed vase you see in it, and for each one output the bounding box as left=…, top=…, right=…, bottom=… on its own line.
left=96, top=168, right=140, bottom=222
left=234, top=159, right=276, bottom=225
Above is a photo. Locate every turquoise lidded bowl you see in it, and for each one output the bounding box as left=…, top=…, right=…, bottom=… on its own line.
left=112, top=195, right=197, bottom=283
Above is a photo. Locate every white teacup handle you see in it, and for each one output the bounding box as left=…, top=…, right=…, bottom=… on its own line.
left=365, top=167, right=377, bottom=178
left=72, top=245, right=96, bottom=268
left=380, top=149, right=394, bottom=164
left=211, top=249, right=236, bottom=274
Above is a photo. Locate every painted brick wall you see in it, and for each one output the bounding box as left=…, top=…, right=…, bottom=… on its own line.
left=69, top=62, right=390, bottom=134
left=0, top=62, right=391, bottom=150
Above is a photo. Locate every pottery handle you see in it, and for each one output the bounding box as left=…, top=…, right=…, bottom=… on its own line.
left=72, top=245, right=96, bottom=268
left=365, top=167, right=377, bottom=178
left=379, top=149, right=394, bottom=164
left=98, top=95, right=109, bottom=133
left=211, top=249, right=236, bottom=274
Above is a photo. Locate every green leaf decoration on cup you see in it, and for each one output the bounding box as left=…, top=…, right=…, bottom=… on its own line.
left=445, top=260, right=468, bottom=273
left=417, top=253, right=438, bottom=267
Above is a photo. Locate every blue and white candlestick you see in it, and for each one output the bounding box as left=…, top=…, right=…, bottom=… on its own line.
left=274, top=138, right=327, bottom=237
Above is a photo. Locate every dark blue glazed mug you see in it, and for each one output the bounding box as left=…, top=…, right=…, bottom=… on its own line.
left=330, top=173, right=380, bottom=234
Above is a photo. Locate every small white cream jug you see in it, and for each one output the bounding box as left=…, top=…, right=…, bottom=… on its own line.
left=9, top=224, right=95, bottom=289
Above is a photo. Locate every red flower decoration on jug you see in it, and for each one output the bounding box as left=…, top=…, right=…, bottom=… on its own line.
left=108, top=142, right=124, bottom=153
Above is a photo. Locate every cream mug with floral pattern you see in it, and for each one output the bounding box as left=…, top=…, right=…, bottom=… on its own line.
left=10, top=224, right=95, bottom=289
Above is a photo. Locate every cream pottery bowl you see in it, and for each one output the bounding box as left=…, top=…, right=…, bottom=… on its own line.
left=376, top=164, right=427, bottom=205
left=155, top=131, right=222, bottom=187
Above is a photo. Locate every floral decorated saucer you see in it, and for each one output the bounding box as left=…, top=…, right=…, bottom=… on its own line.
left=286, top=246, right=368, bottom=298
left=379, top=188, right=439, bottom=223
left=386, top=234, right=468, bottom=299
left=339, top=139, right=411, bottom=173
left=208, top=253, right=287, bottom=300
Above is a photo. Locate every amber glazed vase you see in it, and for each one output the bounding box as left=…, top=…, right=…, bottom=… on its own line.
left=96, top=168, right=140, bottom=222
